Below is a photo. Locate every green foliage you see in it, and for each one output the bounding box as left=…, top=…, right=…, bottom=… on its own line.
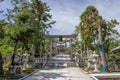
left=3, top=61, right=10, bottom=72
left=108, top=52, right=120, bottom=71
left=79, top=6, right=99, bottom=46
left=0, top=0, right=54, bottom=68
left=2, top=0, right=54, bottom=57
left=27, top=0, right=55, bottom=54
left=109, top=53, right=120, bottom=63
left=72, top=40, right=80, bottom=52
left=0, top=20, right=7, bottom=39
left=0, top=44, right=13, bottom=56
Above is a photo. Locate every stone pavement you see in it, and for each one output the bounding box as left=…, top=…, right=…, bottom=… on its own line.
left=22, top=54, right=93, bottom=80
left=89, top=73, right=120, bottom=80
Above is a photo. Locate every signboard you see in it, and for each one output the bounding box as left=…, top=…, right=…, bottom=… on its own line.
left=99, top=45, right=104, bottom=51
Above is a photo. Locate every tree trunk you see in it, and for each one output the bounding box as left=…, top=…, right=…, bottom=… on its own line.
left=84, top=41, right=86, bottom=56
left=11, top=40, right=18, bottom=65
left=98, top=24, right=107, bottom=72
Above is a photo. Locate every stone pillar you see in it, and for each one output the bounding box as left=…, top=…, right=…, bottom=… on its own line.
left=70, top=40, right=73, bottom=61
left=56, top=42, right=58, bottom=54
left=50, top=40, right=53, bottom=59
left=65, top=42, right=67, bottom=54
left=23, top=51, right=29, bottom=70
left=87, top=47, right=89, bottom=58
left=65, top=41, right=67, bottom=47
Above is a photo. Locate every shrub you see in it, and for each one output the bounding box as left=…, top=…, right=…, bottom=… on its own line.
left=22, top=68, right=34, bottom=74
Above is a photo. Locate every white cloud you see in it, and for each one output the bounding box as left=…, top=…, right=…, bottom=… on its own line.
left=45, top=0, right=82, bottom=35
left=1, top=0, right=120, bottom=35
left=50, top=10, right=79, bottom=35
left=45, top=0, right=120, bottom=35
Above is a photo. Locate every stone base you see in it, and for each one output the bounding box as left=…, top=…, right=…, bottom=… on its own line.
left=8, top=66, right=21, bottom=75
left=93, top=70, right=100, bottom=73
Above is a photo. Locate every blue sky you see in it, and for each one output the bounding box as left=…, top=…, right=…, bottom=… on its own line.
left=0, top=0, right=120, bottom=35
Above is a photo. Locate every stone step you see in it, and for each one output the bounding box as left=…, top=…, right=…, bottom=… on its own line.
left=67, top=62, right=76, bottom=67
left=7, top=74, right=24, bottom=80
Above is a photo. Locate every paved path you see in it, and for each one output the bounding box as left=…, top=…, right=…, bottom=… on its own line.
left=89, top=73, right=120, bottom=80
left=22, top=54, right=93, bottom=80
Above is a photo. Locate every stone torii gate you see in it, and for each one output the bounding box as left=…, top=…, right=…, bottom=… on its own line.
left=46, top=34, right=77, bottom=60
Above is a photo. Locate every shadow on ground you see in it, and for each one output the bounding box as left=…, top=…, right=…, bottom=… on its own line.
left=32, top=72, right=72, bottom=80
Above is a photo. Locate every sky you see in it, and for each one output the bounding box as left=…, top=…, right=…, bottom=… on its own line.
left=0, top=0, right=120, bottom=35
left=42, top=0, right=120, bottom=35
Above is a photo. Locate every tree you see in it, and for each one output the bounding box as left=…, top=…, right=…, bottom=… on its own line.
left=29, top=0, right=55, bottom=56
left=76, top=5, right=119, bottom=52
left=75, top=6, right=119, bottom=71
left=4, top=0, right=54, bottom=65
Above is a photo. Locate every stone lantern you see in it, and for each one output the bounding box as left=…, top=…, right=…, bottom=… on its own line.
left=14, top=54, right=20, bottom=65
left=75, top=52, right=80, bottom=66
left=85, top=50, right=93, bottom=72
left=23, top=51, right=29, bottom=70
left=92, top=51, right=100, bottom=72
left=86, top=50, right=93, bottom=71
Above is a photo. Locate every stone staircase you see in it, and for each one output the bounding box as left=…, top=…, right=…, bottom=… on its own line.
left=46, top=54, right=76, bottom=68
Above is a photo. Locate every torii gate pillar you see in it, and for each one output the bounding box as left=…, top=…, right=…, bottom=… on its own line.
left=70, top=40, right=73, bottom=61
